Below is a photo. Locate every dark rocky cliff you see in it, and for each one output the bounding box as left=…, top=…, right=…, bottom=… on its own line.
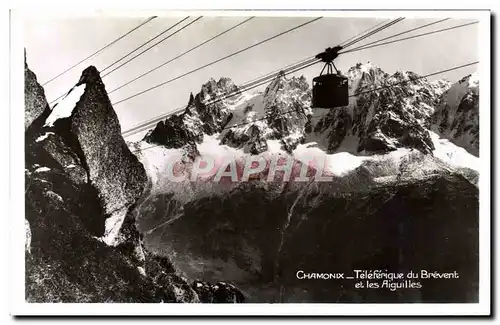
left=24, top=53, right=51, bottom=131
left=24, top=62, right=243, bottom=303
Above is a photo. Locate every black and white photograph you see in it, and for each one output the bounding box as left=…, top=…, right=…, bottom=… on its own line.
left=9, top=7, right=491, bottom=316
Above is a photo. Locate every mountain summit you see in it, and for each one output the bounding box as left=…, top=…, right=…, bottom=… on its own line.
left=432, top=72, right=479, bottom=156
left=141, top=62, right=478, bottom=161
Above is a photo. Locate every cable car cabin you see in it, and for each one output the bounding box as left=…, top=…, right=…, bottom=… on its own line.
left=312, top=74, right=349, bottom=108
left=312, top=46, right=348, bottom=108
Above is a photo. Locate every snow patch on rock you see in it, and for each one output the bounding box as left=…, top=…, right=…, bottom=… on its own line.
left=133, top=141, right=185, bottom=188
left=137, top=266, right=147, bottom=277
left=45, top=190, right=64, bottom=203
left=430, top=131, right=479, bottom=171
left=25, top=219, right=31, bottom=254
left=34, top=166, right=51, bottom=173
left=293, top=143, right=365, bottom=176
left=44, top=84, right=86, bottom=127
left=100, top=208, right=128, bottom=247
left=35, top=132, right=55, bottom=142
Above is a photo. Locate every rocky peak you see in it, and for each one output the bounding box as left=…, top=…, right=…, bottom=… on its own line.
left=24, top=52, right=51, bottom=132
left=187, top=92, right=195, bottom=107
left=308, top=62, right=454, bottom=155
left=199, top=78, right=218, bottom=98
left=262, top=71, right=309, bottom=103
left=25, top=58, right=247, bottom=303
left=430, top=79, right=452, bottom=97
left=263, top=72, right=310, bottom=107
left=217, top=77, right=238, bottom=93
left=263, top=71, right=286, bottom=97
left=199, top=77, right=238, bottom=100
left=220, top=72, right=312, bottom=154
left=347, top=62, right=388, bottom=88
left=144, top=77, right=239, bottom=151
left=34, top=65, right=148, bottom=246
left=431, top=73, right=479, bottom=156
left=69, top=67, right=148, bottom=245
left=264, top=74, right=311, bottom=149
left=25, top=61, right=153, bottom=301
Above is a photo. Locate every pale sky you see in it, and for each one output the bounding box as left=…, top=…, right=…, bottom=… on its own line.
left=23, top=15, right=479, bottom=140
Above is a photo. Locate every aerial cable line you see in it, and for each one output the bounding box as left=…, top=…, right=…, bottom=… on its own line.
left=129, top=59, right=320, bottom=149
left=227, top=62, right=480, bottom=129
left=122, top=58, right=320, bottom=137
left=48, top=16, right=196, bottom=105
left=122, top=18, right=477, bottom=137
left=107, top=16, right=256, bottom=95
left=122, top=18, right=410, bottom=136
left=41, top=16, right=157, bottom=86
left=338, top=19, right=391, bottom=47
left=130, top=60, right=479, bottom=154
left=150, top=17, right=393, bottom=106
left=100, top=16, right=193, bottom=74
left=101, top=16, right=201, bottom=78
left=240, top=19, right=393, bottom=86
left=121, top=17, right=409, bottom=137
left=121, top=57, right=321, bottom=137
left=122, top=17, right=469, bottom=136
left=340, top=21, right=479, bottom=55
left=347, top=18, right=450, bottom=51
left=163, top=18, right=398, bottom=105
left=122, top=58, right=317, bottom=136
left=237, top=21, right=478, bottom=103
left=341, top=17, right=404, bottom=48
left=241, top=19, right=393, bottom=87
left=343, top=61, right=479, bottom=98
left=226, top=57, right=318, bottom=95
left=112, top=17, right=323, bottom=106
left=341, top=17, right=405, bottom=49
left=219, top=62, right=483, bottom=132
left=238, top=20, right=476, bottom=97
left=239, top=56, right=316, bottom=87
left=225, top=62, right=479, bottom=130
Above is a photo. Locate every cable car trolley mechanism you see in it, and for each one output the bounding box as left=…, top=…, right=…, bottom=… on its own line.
left=312, top=46, right=349, bottom=109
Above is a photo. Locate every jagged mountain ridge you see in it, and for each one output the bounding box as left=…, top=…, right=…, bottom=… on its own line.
left=432, top=72, right=479, bottom=156
left=308, top=63, right=449, bottom=155
left=143, top=77, right=238, bottom=157
left=141, top=61, right=478, bottom=159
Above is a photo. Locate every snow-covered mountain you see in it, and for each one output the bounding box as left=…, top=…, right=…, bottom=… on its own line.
left=138, top=61, right=479, bottom=188
left=432, top=72, right=479, bottom=156
left=142, top=62, right=479, bottom=157
left=307, top=62, right=450, bottom=155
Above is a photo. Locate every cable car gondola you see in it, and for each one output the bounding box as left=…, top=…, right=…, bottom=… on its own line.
left=312, top=46, right=349, bottom=108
